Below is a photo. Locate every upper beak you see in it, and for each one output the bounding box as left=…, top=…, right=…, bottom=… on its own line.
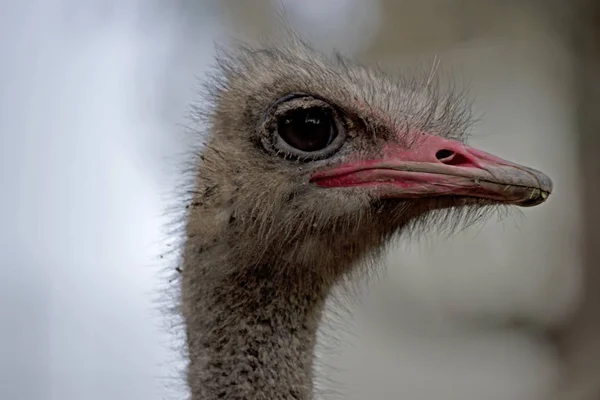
left=310, top=132, right=552, bottom=207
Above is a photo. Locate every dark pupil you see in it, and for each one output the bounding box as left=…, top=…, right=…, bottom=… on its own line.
left=277, top=107, right=337, bottom=152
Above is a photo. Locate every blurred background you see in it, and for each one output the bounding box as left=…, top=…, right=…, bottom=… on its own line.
left=0, top=0, right=598, bottom=399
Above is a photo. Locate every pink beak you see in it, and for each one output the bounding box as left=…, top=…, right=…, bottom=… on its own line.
left=310, top=132, right=552, bottom=207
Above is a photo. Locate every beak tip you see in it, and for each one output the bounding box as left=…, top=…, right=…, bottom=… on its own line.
left=533, top=168, right=553, bottom=194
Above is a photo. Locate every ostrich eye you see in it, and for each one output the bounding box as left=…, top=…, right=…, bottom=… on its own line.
left=277, top=107, right=337, bottom=152
left=265, top=95, right=347, bottom=160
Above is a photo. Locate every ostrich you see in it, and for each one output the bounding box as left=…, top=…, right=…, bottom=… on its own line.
left=179, top=38, right=552, bottom=400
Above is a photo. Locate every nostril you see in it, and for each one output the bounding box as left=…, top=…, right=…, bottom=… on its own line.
left=435, top=149, right=473, bottom=167
left=435, top=149, right=455, bottom=162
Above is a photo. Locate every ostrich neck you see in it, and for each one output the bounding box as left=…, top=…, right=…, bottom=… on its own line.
left=182, top=247, right=329, bottom=400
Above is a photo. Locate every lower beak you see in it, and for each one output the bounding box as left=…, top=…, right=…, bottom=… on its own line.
left=310, top=132, right=552, bottom=207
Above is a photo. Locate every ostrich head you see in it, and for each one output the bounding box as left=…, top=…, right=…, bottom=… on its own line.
left=181, top=39, right=552, bottom=400
left=188, top=42, right=551, bottom=289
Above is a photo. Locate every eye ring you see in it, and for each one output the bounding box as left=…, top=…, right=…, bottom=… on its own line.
left=261, top=94, right=347, bottom=161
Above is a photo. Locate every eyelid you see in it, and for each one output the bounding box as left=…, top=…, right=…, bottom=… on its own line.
left=270, top=92, right=311, bottom=107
